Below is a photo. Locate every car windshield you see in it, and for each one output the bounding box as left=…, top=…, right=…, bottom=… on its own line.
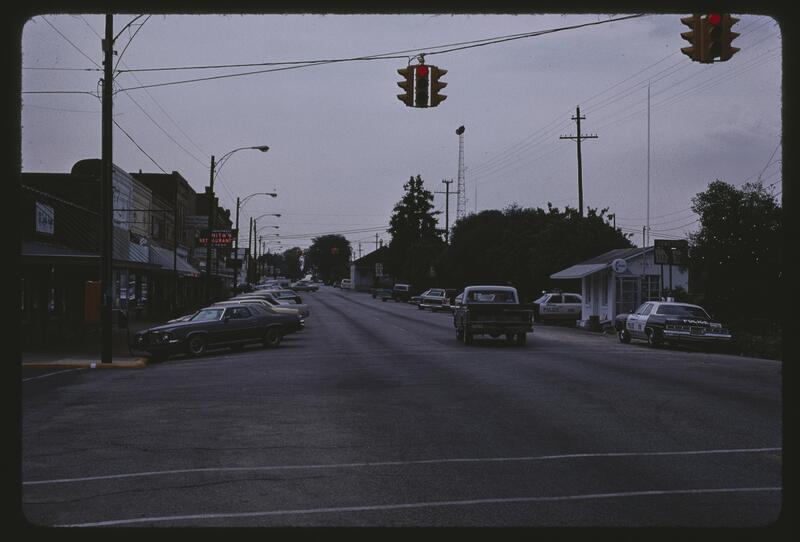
left=189, top=308, right=224, bottom=322
left=467, top=290, right=517, bottom=303
left=395, top=285, right=409, bottom=291
left=656, top=304, right=711, bottom=319
left=533, top=295, right=548, bottom=303
left=428, top=289, right=445, bottom=296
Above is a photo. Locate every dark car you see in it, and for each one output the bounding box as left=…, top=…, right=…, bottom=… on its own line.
left=391, top=283, right=412, bottom=302
left=132, top=304, right=291, bottom=361
left=213, top=300, right=304, bottom=334
left=290, top=280, right=318, bottom=292
left=615, top=301, right=732, bottom=348
left=371, top=287, right=393, bottom=301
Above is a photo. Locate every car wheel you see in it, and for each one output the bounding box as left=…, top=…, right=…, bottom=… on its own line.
left=646, top=328, right=662, bottom=347
left=516, top=333, right=527, bottom=346
left=618, top=329, right=631, bottom=344
left=263, top=327, right=281, bottom=348
left=464, top=331, right=473, bottom=345
left=505, top=333, right=515, bottom=343
left=186, top=335, right=206, bottom=357
left=417, top=304, right=423, bottom=310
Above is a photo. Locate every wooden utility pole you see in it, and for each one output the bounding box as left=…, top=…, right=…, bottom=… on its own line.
left=100, top=14, right=113, bottom=363
left=560, top=106, right=597, bottom=217
left=435, top=178, right=454, bottom=243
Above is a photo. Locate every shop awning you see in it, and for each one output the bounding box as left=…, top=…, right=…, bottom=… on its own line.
left=148, top=244, right=201, bottom=277
left=550, top=263, right=608, bottom=280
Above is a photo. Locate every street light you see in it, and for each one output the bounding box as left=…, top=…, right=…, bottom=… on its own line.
left=234, top=191, right=277, bottom=290
left=206, top=145, right=269, bottom=304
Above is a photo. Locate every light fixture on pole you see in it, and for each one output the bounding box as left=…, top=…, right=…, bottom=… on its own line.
left=234, top=191, right=277, bottom=289
left=205, top=145, right=269, bottom=304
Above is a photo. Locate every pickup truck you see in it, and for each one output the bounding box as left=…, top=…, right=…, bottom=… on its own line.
left=453, top=285, right=534, bottom=345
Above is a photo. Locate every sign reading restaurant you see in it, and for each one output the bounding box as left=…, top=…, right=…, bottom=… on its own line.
left=35, top=202, right=55, bottom=235
left=197, top=228, right=236, bottom=248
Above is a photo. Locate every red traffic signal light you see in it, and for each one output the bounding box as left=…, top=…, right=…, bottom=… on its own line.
left=414, top=65, right=429, bottom=107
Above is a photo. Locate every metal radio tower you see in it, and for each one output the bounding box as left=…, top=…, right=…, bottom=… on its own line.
left=455, top=125, right=466, bottom=221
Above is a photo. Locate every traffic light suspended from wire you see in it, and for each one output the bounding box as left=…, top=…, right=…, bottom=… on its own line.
left=397, top=58, right=447, bottom=108
left=680, top=13, right=740, bottom=63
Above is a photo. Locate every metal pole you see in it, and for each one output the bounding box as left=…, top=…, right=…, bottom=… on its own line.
left=173, top=207, right=178, bottom=316
left=576, top=107, right=584, bottom=218
left=233, top=197, right=240, bottom=290
left=100, top=14, right=113, bottom=363
left=647, top=82, right=651, bottom=247
left=205, top=155, right=216, bottom=305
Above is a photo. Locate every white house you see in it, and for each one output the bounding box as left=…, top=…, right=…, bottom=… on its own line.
left=550, top=246, right=689, bottom=327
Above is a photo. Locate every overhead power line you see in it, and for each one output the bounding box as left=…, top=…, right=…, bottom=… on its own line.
left=114, top=14, right=646, bottom=92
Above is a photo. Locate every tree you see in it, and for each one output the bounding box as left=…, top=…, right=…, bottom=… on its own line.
left=688, top=180, right=781, bottom=326
left=440, top=203, right=632, bottom=301
left=303, top=234, right=352, bottom=284
left=387, top=175, right=445, bottom=288
left=281, top=247, right=304, bottom=280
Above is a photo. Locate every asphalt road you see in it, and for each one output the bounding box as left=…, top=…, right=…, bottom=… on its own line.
left=21, top=287, right=783, bottom=527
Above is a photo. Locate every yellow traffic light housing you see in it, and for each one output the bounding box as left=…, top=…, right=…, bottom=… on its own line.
left=429, top=66, right=448, bottom=107
left=719, top=14, right=740, bottom=61
left=397, top=66, right=414, bottom=107
left=680, top=14, right=704, bottom=62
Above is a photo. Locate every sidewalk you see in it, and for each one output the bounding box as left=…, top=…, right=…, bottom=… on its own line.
left=21, top=320, right=158, bottom=370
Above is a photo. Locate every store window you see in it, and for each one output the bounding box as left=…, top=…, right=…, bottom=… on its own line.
left=642, top=274, right=661, bottom=302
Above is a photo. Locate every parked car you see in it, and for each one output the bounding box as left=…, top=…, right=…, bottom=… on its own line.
left=451, top=292, right=464, bottom=312
left=232, top=292, right=310, bottom=318
left=269, top=289, right=304, bottom=304
left=615, top=301, right=732, bottom=348
left=132, top=304, right=291, bottom=361
left=418, top=288, right=450, bottom=312
left=453, top=285, right=534, bottom=346
left=213, top=300, right=304, bottom=333
left=340, top=278, right=353, bottom=289
left=532, top=291, right=583, bottom=322
left=290, top=280, right=319, bottom=292
left=371, top=287, right=393, bottom=301
left=391, top=283, right=412, bottom=302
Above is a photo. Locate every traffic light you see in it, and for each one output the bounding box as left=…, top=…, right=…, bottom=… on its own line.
left=429, top=65, right=448, bottom=106
left=680, top=14, right=704, bottom=62
left=414, top=64, right=429, bottom=108
left=719, top=14, right=740, bottom=61
left=396, top=66, right=414, bottom=107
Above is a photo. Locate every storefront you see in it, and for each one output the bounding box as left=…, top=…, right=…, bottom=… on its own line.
left=551, top=246, right=689, bottom=327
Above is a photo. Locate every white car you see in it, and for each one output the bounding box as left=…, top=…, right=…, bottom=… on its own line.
left=532, top=292, right=582, bottom=322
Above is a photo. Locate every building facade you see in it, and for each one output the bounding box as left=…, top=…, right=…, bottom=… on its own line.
left=550, top=246, right=689, bottom=327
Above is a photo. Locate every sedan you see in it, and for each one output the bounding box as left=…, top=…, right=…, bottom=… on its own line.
left=233, top=292, right=310, bottom=318
left=132, top=304, right=290, bottom=361
left=615, top=301, right=733, bottom=348
left=290, top=281, right=319, bottom=292
left=417, top=288, right=450, bottom=312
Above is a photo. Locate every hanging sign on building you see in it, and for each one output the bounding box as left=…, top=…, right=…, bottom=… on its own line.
left=35, top=202, right=55, bottom=235
left=654, top=239, right=689, bottom=265
left=197, top=228, right=236, bottom=247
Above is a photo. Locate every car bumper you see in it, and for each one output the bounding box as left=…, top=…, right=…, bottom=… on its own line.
left=464, top=323, right=533, bottom=334
left=663, top=330, right=732, bottom=342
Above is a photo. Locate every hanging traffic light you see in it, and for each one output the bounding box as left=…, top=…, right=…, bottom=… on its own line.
left=414, top=64, right=429, bottom=108
left=719, top=14, right=740, bottom=61
left=429, top=66, right=448, bottom=106
left=680, top=14, right=704, bottom=62
left=396, top=66, right=414, bottom=107
left=681, top=13, right=740, bottom=64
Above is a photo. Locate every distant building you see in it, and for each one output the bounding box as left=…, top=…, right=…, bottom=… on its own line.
left=350, top=246, right=391, bottom=291
left=550, top=246, right=689, bottom=327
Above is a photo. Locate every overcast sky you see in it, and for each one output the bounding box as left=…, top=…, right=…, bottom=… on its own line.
left=20, top=12, right=782, bottom=255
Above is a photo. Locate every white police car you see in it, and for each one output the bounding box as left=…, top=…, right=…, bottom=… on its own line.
left=532, top=291, right=582, bottom=322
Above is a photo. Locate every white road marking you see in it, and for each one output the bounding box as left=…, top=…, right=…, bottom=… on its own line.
left=22, top=368, right=85, bottom=382
left=24, top=447, right=781, bottom=486
left=56, top=486, right=781, bottom=527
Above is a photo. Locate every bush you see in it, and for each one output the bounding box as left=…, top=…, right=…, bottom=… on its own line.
left=730, top=325, right=782, bottom=360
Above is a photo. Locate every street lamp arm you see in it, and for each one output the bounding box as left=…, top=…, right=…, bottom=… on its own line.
left=240, top=192, right=278, bottom=207
left=215, top=145, right=270, bottom=179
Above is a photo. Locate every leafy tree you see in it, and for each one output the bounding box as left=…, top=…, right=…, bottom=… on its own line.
left=303, top=234, right=352, bottom=284
left=440, top=203, right=632, bottom=301
left=688, top=180, right=781, bottom=326
left=281, top=247, right=304, bottom=280
left=387, top=175, right=445, bottom=288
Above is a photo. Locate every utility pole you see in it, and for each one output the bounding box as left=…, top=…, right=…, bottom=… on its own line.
left=560, top=106, right=598, bottom=218
left=434, top=178, right=454, bottom=243
left=375, top=233, right=379, bottom=251
left=204, top=155, right=216, bottom=304
left=100, top=14, right=114, bottom=363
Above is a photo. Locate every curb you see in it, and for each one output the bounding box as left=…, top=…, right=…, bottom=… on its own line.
left=22, top=358, right=149, bottom=369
